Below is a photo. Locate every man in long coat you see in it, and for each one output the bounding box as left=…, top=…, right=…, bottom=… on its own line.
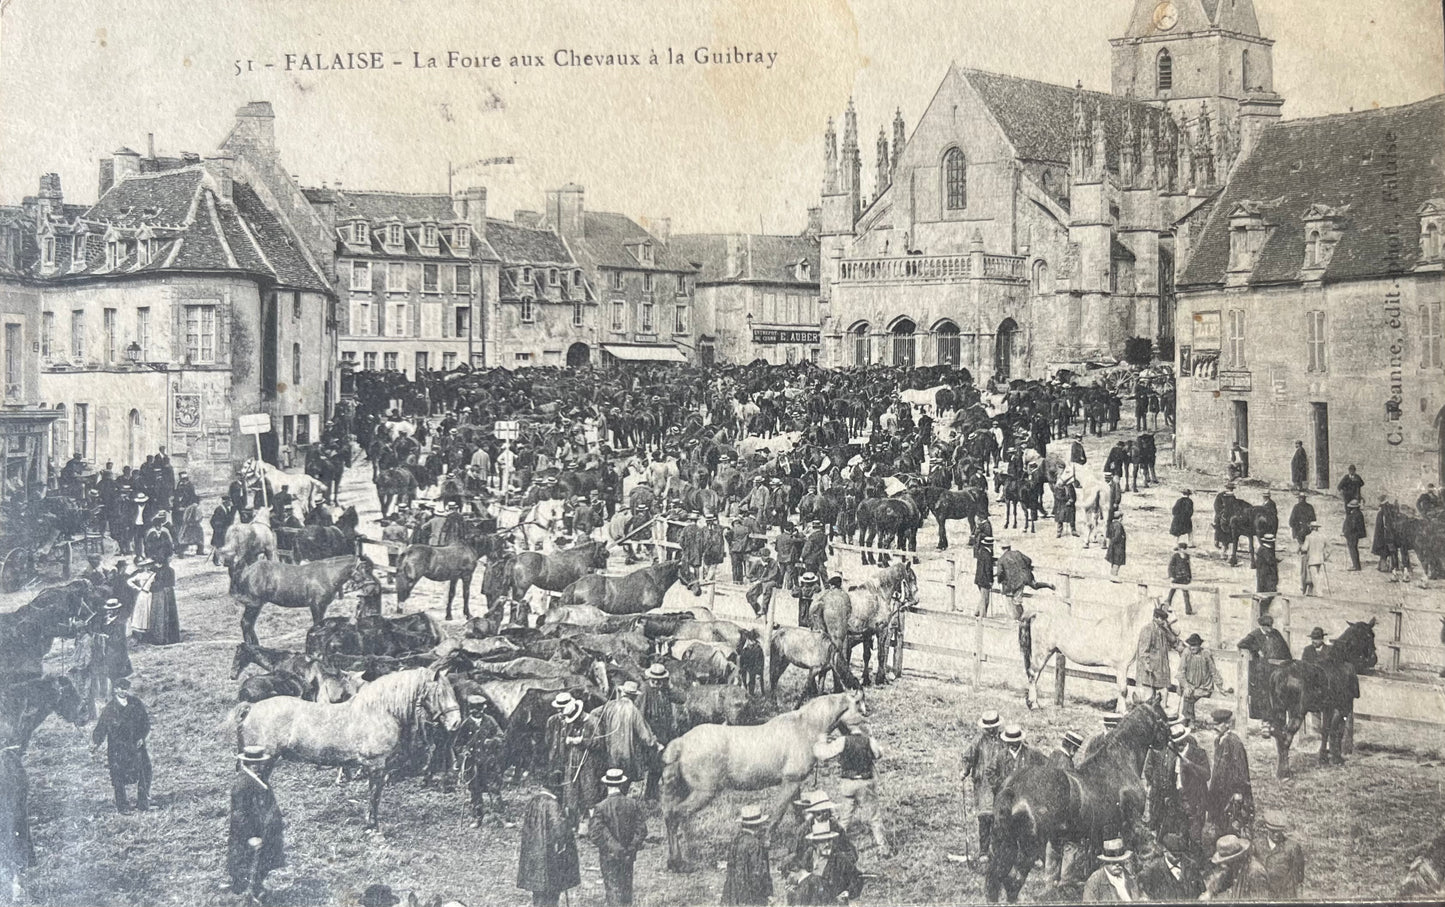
left=1173, top=724, right=1212, bottom=852
left=974, top=537, right=996, bottom=617
left=1053, top=480, right=1077, bottom=537
left=544, top=698, right=600, bottom=827
left=1254, top=535, right=1279, bottom=611
left=590, top=769, right=647, bottom=906
left=1135, top=606, right=1181, bottom=703
left=996, top=542, right=1054, bottom=619
left=1290, top=441, right=1309, bottom=491
left=1105, top=513, right=1128, bottom=578
left=722, top=806, right=773, bottom=905
left=227, top=746, right=285, bottom=899
left=1288, top=492, right=1316, bottom=546
left=1342, top=499, right=1367, bottom=570
left=1171, top=489, right=1194, bottom=546
left=91, top=680, right=151, bottom=812
left=1212, top=486, right=1236, bottom=551
left=960, top=711, right=1008, bottom=861
left=1206, top=709, right=1254, bottom=831
left=639, top=665, right=684, bottom=800
left=517, top=773, right=581, bottom=907
left=594, top=683, right=658, bottom=787
left=1238, top=614, right=1291, bottom=722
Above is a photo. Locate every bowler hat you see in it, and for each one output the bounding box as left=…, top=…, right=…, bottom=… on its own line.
left=1181, top=489, right=1192, bottom=496
left=1258, top=614, right=1274, bottom=626
left=1210, top=835, right=1251, bottom=865
left=739, top=805, right=768, bottom=826
left=601, top=768, right=629, bottom=787
left=1176, top=541, right=1188, bottom=549
left=113, top=677, right=131, bottom=690
left=1211, top=708, right=1234, bottom=724
left=1185, top=633, right=1204, bottom=646
left=1153, top=607, right=1170, bottom=620
left=1098, top=838, right=1132, bottom=862
left=1309, top=627, right=1325, bottom=639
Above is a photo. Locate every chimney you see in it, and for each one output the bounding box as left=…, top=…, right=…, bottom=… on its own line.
left=547, top=184, right=585, bottom=239
left=230, top=101, right=276, bottom=159
left=804, top=207, right=822, bottom=238
left=724, top=234, right=742, bottom=278
left=146, top=132, right=156, bottom=160
left=112, top=147, right=141, bottom=186
left=203, top=152, right=235, bottom=204
left=98, top=159, right=115, bottom=197
left=644, top=216, right=671, bottom=245
left=454, top=185, right=488, bottom=235
left=35, top=173, right=63, bottom=222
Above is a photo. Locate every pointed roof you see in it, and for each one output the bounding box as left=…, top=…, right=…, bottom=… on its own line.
left=1179, top=94, right=1445, bottom=287
left=670, top=233, right=820, bottom=286
left=561, top=211, right=696, bottom=273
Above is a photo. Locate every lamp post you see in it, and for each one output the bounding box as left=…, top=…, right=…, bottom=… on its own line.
left=745, top=312, right=753, bottom=363
left=125, top=341, right=142, bottom=364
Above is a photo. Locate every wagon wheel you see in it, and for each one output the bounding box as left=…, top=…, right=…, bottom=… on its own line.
left=0, top=546, right=36, bottom=593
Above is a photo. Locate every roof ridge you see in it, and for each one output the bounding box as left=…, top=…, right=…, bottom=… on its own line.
left=203, top=193, right=240, bottom=270
left=233, top=206, right=277, bottom=278
left=1267, top=94, right=1445, bottom=128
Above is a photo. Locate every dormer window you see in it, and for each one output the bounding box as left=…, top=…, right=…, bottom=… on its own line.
left=422, top=223, right=438, bottom=247
left=453, top=225, right=470, bottom=249
left=105, top=240, right=119, bottom=269
left=573, top=269, right=584, bottom=288
left=71, top=234, right=86, bottom=270
left=386, top=223, right=403, bottom=247
left=1227, top=202, right=1270, bottom=279
left=548, top=268, right=559, bottom=286
left=1418, top=200, right=1445, bottom=262
left=521, top=266, right=532, bottom=284
left=1301, top=203, right=1347, bottom=273
left=796, top=259, right=812, bottom=281
left=41, top=235, right=55, bottom=269
left=136, top=239, right=149, bottom=267
left=353, top=222, right=369, bottom=245
left=634, top=242, right=654, bottom=266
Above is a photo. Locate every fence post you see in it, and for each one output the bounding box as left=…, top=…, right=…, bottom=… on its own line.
left=973, top=614, right=983, bottom=688
left=1054, top=656, right=1067, bottom=706
left=894, top=603, right=906, bottom=678
left=1279, top=595, right=1292, bottom=651
left=1343, top=712, right=1355, bottom=756
left=1390, top=608, right=1405, bottom=673
left=1235, top=650, right=1251, bottom=729
left=948, top=558, right=958, bottom=613
left=1210, top=587, right=1222, bottom=650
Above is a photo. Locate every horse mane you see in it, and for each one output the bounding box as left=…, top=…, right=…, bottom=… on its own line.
left=1075, top=703, right=1162, bottom=770
left=350, top=667, right=434, bottom=721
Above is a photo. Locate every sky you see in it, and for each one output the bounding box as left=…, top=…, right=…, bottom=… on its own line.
left=0, top=0, right=1441, bottom=235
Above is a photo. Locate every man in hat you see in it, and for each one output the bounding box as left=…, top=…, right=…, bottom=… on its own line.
left=91, top=679, right=151, bottom=812
left=974, top=536, right=996, bottom=617
left=209, top=497, right=237, bottom=566
left=1206, top=709, right=1253, bottom=831
left=800, top=518, right=829, bottom=580
left=455, top=695, right=504, bottom=827
left=998, top=724, right=1044, bottom=779
left=775, top=521, right=803, bottom=593
left=595, top=682, right=658, bottom=794
left=1337, top=464, right=1364, bottom=506
left=722, top=806, right=773, bottom=906
left=1105, top=512, right=1128, bottom=580
left=80, top=553, right=108, bottom=589
left=143, top=511, right=175, bottom=565
left=697, top=511, right=727, bottom=585
left=1178, top=634, right=1230, bottom=727
left=1135, top=605, right=1183, bottom=705
left=782, top=791, right=857, bottom=874
left=1228, top=440, right=1249, bottom=479
left=1202, top=834, right=1270, bottom=899
left=997, top=541, right=1055, bottom=619
left=1257, top=811, right=1306, bottom=899
left=1170, top=723, right=1212, bottom=852
left=1288, top=492, right=1316, bottom=547
left=788, top=819, right=865, bottom=905
left=1048, top=731, right=1084, bottom=770
left=89, top=598, right=133, bottom=706
left=544, top=694, right=599, bottom=828
left=590, top=769, right=647, bottom=906
left=1300, top=521, right=1327, bottom=596
left=1342, top=499, right=1367, bottom=571
left=1082, top=838, right=1143, bottom=901
left=677, top=514, right=707, bottom=589
left=728, top=506, right=759, bottom=583
left=640, top=665, right=684, bottom=800
left=1290, top=440, right=1309, bottom=492
left=1238, top=614, right=1289, bottom=727
left=227, top=746, right=285, bottom=900
left=1163, top=542, right=1194, bottom=614
left=744, top=544, right=782, bottom=619
left=1069, top=432, right=1087, bottom=467
left=517, top=771, right=581, bottom=907
left=960, top=710, right=1008, bottom=862
left=1171, top=489, right=1194, bottom=547
left=1254, top=533, right=1279, bottom=612
left=794, top=571, right=822, bottom=627
left=1301, top=627, right=1330, bottom=665
left=815, top=717, right=891, bottom=857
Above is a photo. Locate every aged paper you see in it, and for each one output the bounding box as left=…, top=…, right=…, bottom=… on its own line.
left=1, top=0, right=1443, bottom=905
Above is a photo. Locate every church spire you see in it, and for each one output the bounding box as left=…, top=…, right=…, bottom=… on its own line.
left=823, top=116, right=838, bottom=194
left=1091, top=100, right=1107, bottom=181
left=891, top=108, right=905, bottom=176
left=841, top=98, right=862, bottom=222
left=876, top=126, right=890, bottom=197
left=1070, top=81, right=1088, bottom=183
left=1194, top=102, right=1215, bottom=187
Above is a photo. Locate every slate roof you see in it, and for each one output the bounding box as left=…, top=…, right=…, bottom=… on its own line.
left=960, top=68, right=1175, bottom=170
left=303, top=187, right=497, bottom=261
left=8, top=166, right=329, bottom=292
left=562, top=211, right=696, bottom=274
left=485, top=218, right=573, bottom=265
left=1178, top=94, right=1445, bottom=287
left=669, top=233, right=820, bottom=285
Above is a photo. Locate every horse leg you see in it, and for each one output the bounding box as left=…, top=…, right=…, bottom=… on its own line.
left=665, top=785, right=717, bottom=873
left=1317, top=709, right=1332, bottom=764
left=1273, top=718, right=1296, bottom=779
left=366, top=766, right=388, bottom=829
left=937, top=514, right=950, bottom=551
left=875, top=628, right=889, bottom=685
left=1330, top=708, right=1348, bottom=765
left=444, top=579, right=456, bottom=622
left=857, top=636, right=871, bottom=688
left=461, top=569, right=474, bottom=620
left=241, top=604, right=262, bottom=647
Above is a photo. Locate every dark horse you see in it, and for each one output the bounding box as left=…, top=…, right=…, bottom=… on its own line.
left=508, top=540, right=610, bottom=601
left=233, top=555, right=373, bottom=646
left=305, top=446, right=348, bottom=500
left=294, top=506, right=361, bottom=562
left=855, top=492, right=922, bottom=564
left=0, top=581, right=95, bottom=683
left=558, top=559, right=692, bottom=615
left=1265, top=618, right=1377, bottom=778
left=374, top=467, right=418, bottom=517
left=396, top=534, right=495, bottom=621
left=913, top=484, right=989, bottom=550
left=1218, top=496, right=1273, bottom=567
left=986, top=700, right=1170, bottom=903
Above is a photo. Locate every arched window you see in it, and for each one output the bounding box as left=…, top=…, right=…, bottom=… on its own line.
left=1157, top=50, right=1173, bottom=92
left=943, top=148, right=967, bottom=210
left=1241, top=50, right=1251, bottom=92
left=934, top=320, right=961, bottom=366
left=1306, top=230, right=1322, bottom=267
left=1032, top=260, right=1051, bottom=295
left=851, top=322, right=872, bottom=366
left=890, top=318, right=917, bottom=367
left=995, top=318, right=1019, bottom=380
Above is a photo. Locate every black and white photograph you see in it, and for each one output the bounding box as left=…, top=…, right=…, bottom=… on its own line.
left=0, top=0, right=1443, bottom=903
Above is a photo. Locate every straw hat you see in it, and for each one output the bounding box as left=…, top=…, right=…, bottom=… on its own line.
left=1257, top=811, right=1288, bottom=832
left=978, top=710, right=1002, bottom=729
left=1169, top=723, right=1189, bottom=742
left=739, top=805, right=768, bottom=827
left=1001, top=724, right=1024, bottom=744
left=601, top=768, right=629, bottom=787
left=551, top=692, right=574, bottom=710
left=1098, top=838, right=1132, bottom=863
left=238, top=745, right=272, bottom=764
left=799, top=572, right=819, bottom=585
left=563, top=699, right=584, bottom=721
left=803, top=793, right=837, bottom=814
left=620, top=680, right=641, bottom=697
left=1210, top=835, right=1251, bottom=865
left=1062, top=731, right=1084, bottom=752
left=1103, top=712, right=1123, bottom=729
left=645, top=664, right=670, bottom=681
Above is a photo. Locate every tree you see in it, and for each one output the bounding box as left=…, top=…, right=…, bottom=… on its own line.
left=1123, top=337, right=1154, bottom=368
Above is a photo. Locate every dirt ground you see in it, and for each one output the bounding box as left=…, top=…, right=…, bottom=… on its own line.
left=9, top=425, right=1445, bottom=905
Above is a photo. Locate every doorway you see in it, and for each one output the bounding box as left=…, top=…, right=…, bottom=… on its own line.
left=1311, top=402, right=1330, bottom=488
left=1232, top=400, right=1249, bottom=475
left=566, top=342, right=591, bottom=367
left=994, top=318, right=1019, bottom=381
left=127, top=409, right=142, bottom=465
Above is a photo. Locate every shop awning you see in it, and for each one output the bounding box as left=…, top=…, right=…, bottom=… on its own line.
left=601, top=344, right=688, bottom=363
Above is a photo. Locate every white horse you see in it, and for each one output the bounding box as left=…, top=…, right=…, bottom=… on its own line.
left=241, top=458, right=329, bottom=508
left=381, top=419, right=417, bottom=440
left=1077, top=477, right=1118, bottom=548
left=1016, top=597, right=1164, bottom=709
left=492, top=498, right=565, bottom=552
left=730, top=398, right=760, bottom=438
left=899, top=383, right=956, bottom=419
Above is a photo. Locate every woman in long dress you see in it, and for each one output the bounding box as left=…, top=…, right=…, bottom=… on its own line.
left=126, top=562, right=153, bottom=639
left=144, top=558, right=180, bottom=645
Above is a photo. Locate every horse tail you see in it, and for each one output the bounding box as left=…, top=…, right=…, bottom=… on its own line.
left=660, top=738, right=688, bottom=805
left=395, top=554, right=417, bottom=604
left=1017, top=613, right=1037, bottom=673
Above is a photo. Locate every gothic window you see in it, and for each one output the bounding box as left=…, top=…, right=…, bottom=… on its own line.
left=1423, top=301, right=1443, bottom=369
left=851, top=322, right=872, bottom=366
left=1032, top=260, right=1051, bottom=295
left=1425, top=223, right=1441, bottom=260
left=943, top=148, right=967, bottom=210
left=1241, top=50, right=1251, bottom=92
left=935, top=320, right=961, bottom=366
left=1157, top=50, right=1173, bottom=93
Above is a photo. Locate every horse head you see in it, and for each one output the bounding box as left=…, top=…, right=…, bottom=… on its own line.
left=837, top=687, right=869, bottom=727
left=50, top=674, right=89, bottom=727
left=425, top=668, right=464, bottom=731
left=1335, top=618, right=1379, bottom=672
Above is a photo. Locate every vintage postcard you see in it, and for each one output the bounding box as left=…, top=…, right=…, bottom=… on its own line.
left=1, top=0, right=1443, bottom=904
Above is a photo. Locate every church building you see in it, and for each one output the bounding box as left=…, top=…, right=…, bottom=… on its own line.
left=819, top=0, right=1282, bottom=381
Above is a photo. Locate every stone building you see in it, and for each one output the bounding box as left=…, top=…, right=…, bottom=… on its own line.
left=485, top=216, right=592, bottom=367
left=1174, top=95, right=1445, bottom=490
left=538, top=185, right=696, bottom=365
left=0, top=203, right=63, bottom=496
left=670, top=231, right=821, bottom=365
left=819, top=0, right=1281, bottom=380
left=302, top=185, right=498, bottom=377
